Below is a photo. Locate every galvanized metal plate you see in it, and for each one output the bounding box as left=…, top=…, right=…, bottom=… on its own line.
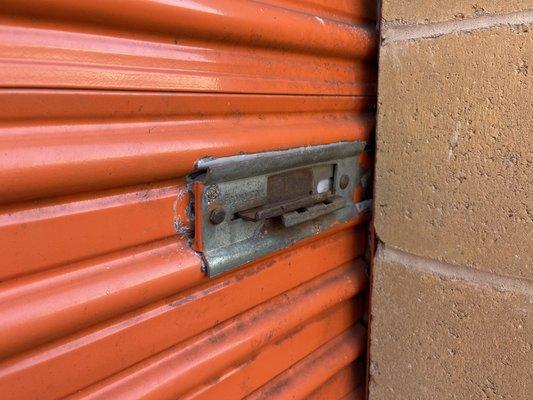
left=190, top=141, right=369, bottom=277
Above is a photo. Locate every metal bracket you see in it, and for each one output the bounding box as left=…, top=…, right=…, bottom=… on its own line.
left=189, top=141, right=369, bottom=277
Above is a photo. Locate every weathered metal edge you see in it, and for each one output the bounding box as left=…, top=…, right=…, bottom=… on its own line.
left=203, top=203, right=359, bottom=278
left=195, top=141, right=367, bottom=184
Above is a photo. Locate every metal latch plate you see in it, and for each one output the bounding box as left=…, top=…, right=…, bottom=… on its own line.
left=189, top=141, right=369, bottom=277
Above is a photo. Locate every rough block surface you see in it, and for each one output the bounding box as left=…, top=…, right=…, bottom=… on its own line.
left=369, top=246, right=533, bottom=400
left=382, top=1, right=531, bottom=24
left=375, top=25, right=533, bottom=279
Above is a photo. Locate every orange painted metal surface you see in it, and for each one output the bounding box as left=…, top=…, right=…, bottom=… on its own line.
left=0, top=1, right=377, bottom=399
left=307, top=362, right=365, bottom=400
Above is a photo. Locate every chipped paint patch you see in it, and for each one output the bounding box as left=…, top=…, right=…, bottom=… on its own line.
left=315, top=16, right=325, bottom=25
left=174, top=185, right=192, bottom=235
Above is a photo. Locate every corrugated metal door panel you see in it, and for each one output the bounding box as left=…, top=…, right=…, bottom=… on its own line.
left=185, top=303, right=364, bottom=400
left=0, top=93, right=373, bottom=204
left=307, top=362, right=365, bottom=400
left=245, top=325, right=366, bottom=400
left=0, top=1, right=377, bottom=399
left=0, top=2, right=376, bottom=94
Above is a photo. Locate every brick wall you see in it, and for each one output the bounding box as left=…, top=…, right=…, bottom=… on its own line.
left=370, top=2, right=532, bottom=399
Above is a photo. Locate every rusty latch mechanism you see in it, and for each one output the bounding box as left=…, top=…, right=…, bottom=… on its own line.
left=188, top=141, right=370, bottom=277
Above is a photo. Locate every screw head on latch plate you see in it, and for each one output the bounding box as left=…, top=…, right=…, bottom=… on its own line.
left=209, top=207, right=226, bottom=224
left=339, top=174, right=350, bottom=189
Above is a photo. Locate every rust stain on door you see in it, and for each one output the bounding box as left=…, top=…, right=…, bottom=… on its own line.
left=0, top=1, right=377, bottom=399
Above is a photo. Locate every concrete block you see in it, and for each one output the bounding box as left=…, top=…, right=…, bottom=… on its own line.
left=382, top=0, right=531, bottom=24
left=369, top=245, right=533, bottom=400
left=374, top=24, right=533, bottom=279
